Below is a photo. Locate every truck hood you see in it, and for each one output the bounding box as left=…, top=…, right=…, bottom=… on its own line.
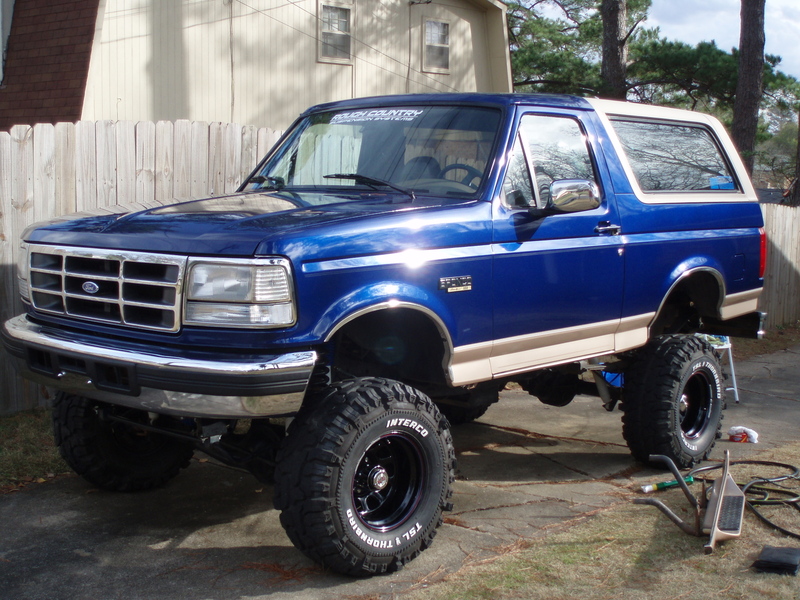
left=24, top=191, right=462, bottom=256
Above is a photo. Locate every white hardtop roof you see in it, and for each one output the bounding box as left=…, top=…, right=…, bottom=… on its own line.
left=586, top=97, right=723, bottom=127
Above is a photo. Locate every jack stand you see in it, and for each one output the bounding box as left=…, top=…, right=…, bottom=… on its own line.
left=634, top=450, right=745, bottom=553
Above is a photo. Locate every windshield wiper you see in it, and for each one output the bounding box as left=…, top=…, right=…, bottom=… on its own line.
left=248, top=175, right=286, bottom=190
left=324, top=173, right=415, bottom=200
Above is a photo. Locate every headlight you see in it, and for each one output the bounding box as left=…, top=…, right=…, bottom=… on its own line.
left=17, top=242, right=30, bottom=302
left=184, top=259, right=295, bottom=327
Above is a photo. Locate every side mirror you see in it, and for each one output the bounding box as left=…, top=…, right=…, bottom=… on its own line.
left=546, top=179, right=601, bottom=213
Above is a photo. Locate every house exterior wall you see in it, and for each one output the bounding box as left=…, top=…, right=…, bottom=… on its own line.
left=81, top=0, right=511, bottom=130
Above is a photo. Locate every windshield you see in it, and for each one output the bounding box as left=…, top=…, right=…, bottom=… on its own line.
left=245, top=105, right=502, bottom=200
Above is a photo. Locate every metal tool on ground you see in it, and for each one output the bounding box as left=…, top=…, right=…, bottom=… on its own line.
left=634, top=450, right=745, bottom=553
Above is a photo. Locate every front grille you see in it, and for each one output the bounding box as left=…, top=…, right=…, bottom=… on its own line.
left=27, top=245, right=187, bottom=332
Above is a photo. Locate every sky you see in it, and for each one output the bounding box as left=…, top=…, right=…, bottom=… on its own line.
left=646, top=0, right=800, bottom=80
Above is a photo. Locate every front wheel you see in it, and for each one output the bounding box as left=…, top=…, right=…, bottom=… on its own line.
left=621, top=335, right=725, bottom=469
left=273, top=378, right=455, bottom=576
left=52, top=393, right=195, bottom=491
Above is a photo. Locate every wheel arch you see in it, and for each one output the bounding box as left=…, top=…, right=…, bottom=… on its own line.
left=650, top=266, right=726, bottom=336
left=324, top=301, right=455, bottom=391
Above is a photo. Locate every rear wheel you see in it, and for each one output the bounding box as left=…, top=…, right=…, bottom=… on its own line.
left=52, top=392, right=194, bottom=492
left=622, top=335, right=724, bottom=469
left=274, top=377, right=455, bottom=576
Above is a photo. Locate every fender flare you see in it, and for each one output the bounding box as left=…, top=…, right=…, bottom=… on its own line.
left=314, top=282, right=456, bottom=356
left=650, top=264, right=726, bottom=329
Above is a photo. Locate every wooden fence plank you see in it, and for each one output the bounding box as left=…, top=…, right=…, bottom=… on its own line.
left=208, top=122, right=225, bottom=196
left=55, top=123, right=76, bottom=216
left=0, top=131, right=12, bottom=301
left=225, top=122, right=243, bottom=193
left=75, top=121, right=97, bottom=211
left=191, top=121, right=209, bottom=198
left=0, top=130, right=19, bottom=410
left=33, top=123, right=56, bottom=222
left=95, top=121, right=117, bottom=207
left=762, top=205, right=778, bottom=327
left=135, top=121, right=156, bottom=205
left=155, top=121, right=174, bottom=203
left=116, top=121, right=136, bottom=206
left=791, top=206, right=800, bottom=326
left=7, top=125, right=36, bottom=412
left=10, top=125, right=34, bottom=289
left=240, top=124, right=257, bottom=185
left=173, top=120, right=192, bottom=200
left=257, top=126, right=281, bottom=162
left=777, top=207, right=790, bottom=324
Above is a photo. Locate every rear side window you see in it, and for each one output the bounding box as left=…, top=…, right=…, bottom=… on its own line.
left=610, top=119, right=738, bottom=193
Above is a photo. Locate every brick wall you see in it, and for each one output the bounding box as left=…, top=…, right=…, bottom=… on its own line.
left=0, top=0, right=100, bottom=131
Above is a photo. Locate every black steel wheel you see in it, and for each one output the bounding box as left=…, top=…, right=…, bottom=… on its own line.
left=352, top=433, right=424, bottom=530
left=274, top=377, right=455, bottom=576
left=52, top=392, right=194, bottom=492
left=622, top=335, right=725, bottom=468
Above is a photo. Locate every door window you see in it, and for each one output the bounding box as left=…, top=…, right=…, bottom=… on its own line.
left=503, top=114, right=597, bottom=209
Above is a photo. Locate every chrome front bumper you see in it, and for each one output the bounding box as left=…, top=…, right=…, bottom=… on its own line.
left=2, top=315, right=317, bottom=418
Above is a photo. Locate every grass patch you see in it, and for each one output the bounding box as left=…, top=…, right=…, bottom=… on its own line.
left=412, top=443, right=800, bottom=600
left=733, top=320, right=800, bottom=361
left=0, top=408, right=68, bottom=491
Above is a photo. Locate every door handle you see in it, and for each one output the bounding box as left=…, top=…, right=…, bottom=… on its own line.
left=595, top=221, right=621, bottom=235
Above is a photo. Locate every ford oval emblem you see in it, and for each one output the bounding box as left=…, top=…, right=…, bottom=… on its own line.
left=82, top=281, right=100, bottom=294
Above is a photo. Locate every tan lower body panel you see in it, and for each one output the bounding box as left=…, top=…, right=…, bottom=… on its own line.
left=448, top=313, right=654, bottom=386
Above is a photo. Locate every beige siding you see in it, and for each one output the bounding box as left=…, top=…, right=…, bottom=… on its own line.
left=82, top=0, right=511, bottom=130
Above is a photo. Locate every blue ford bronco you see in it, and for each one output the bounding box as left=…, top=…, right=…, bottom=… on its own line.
left=3, top=94, right=765, bottom=575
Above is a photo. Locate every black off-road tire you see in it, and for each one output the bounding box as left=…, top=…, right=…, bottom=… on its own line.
left=273, top=377, right=456, bottom=576
left=52, top=392, right=195, bottom=492
left=622, top=335, right=725, bottom=469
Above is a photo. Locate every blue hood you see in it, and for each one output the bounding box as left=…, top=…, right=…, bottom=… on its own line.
left=24, top=191, right=449, bottom=256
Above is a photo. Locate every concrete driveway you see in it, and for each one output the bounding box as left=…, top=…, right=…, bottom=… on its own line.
left=1, top=345, right=798, bottom=600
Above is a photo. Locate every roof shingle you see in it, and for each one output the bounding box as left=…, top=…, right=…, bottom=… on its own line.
left=0, top=0, right=101, bottom=131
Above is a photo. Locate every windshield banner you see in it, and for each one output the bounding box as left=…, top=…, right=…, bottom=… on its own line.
left=331, top=109, right=426, bottom=124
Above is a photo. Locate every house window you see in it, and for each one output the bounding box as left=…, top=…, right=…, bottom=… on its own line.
left=424, top=20, right=449, bottom=72
left=320, top=5, right=351, bottom=62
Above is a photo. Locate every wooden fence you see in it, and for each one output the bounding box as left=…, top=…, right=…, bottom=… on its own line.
left=761, top=203, right=800, bottom=330
left=1, top=120, right=799, bottom=414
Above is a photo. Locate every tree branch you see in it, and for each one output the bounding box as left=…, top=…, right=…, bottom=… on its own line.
left=622, top=15, right=646, bottom=45
left=513, top=78, right=599, bottom=95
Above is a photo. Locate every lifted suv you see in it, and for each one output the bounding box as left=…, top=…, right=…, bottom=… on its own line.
left=3, top=94, right=765, bottom=575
